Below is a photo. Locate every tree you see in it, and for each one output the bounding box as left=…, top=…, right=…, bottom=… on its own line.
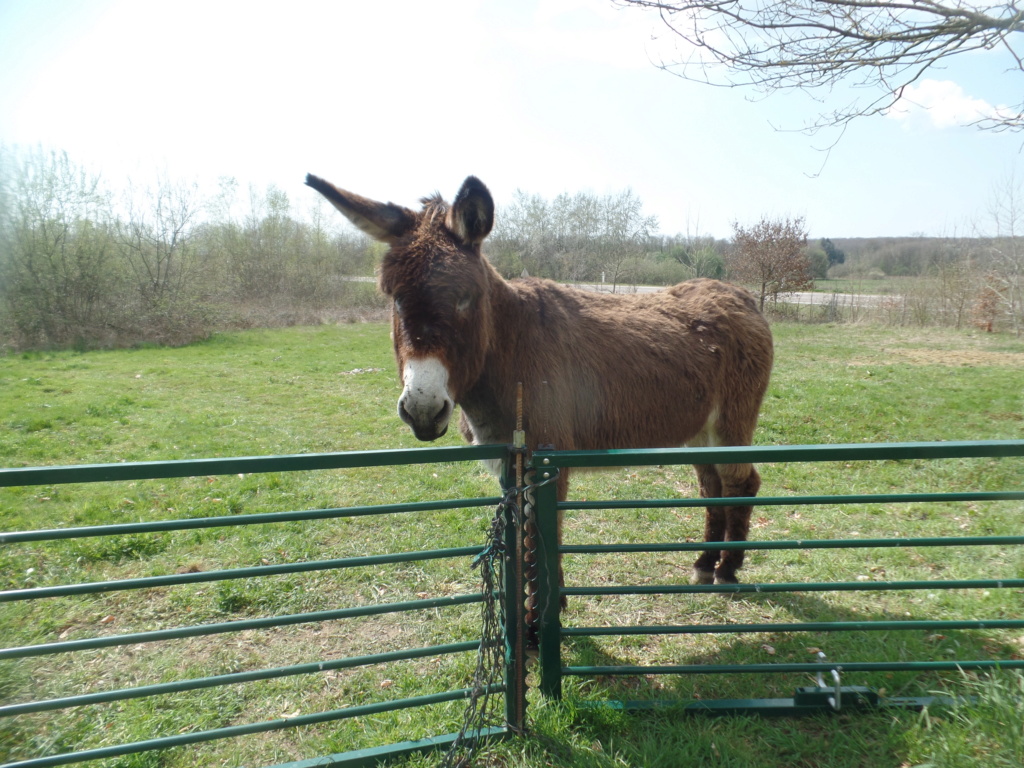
left=806, top=245, right=829, bottom=279
left=0, top=146, right=119, bottom=346
left=619, top=0, right=1024, bottom=132
left=980, top=175, right=1024, bottom=334
left=729, top=215, right=811, bottom=310
left=665, top=222, right=727, bottom=279
left=820, top=238, right=846, bottom=268
left=488, top=188, right=658, bottom=286
left=231, top=184, right=295, bottom=300
left=116, top=176, right=202, bottom=306
left=590, top=189, right=659, bottom=290
left=489, top=190, right=560, bottom=279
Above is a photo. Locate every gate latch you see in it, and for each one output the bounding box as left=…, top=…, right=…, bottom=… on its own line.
left=793, top=651, right=881, bottom=713
left=815, top=651, right=843, bottom=711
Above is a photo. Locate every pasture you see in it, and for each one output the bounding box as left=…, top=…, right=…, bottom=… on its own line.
left=2, top=321, right=1023, bottom=768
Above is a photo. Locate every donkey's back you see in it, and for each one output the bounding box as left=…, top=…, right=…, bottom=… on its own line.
left=499, top=276, right=773, bottom=455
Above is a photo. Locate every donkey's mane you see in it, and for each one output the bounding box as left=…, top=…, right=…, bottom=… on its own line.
left=418, top=193, right=448, bottom=224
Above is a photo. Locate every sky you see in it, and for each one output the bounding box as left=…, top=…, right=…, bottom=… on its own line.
left=0, top=0, right=1021, bottom=239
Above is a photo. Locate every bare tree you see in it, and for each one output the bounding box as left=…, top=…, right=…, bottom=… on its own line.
left=116, top=176, right=201, bottom=306
left=729, top=215, right=811, bottom=310
left=489, top=190, right=560, bottom=278
left=619, top=0, right=1024, bottom=132
left=590, top=189, right=659, bottom=290
left=489, top=188, right=658, bottom=285
left=0, top=146, right=118, bottom=346
left=982, top=175, right=1024, bottom=334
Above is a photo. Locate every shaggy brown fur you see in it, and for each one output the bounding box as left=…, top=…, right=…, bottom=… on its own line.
left=306, top=174, right=774, bottom=586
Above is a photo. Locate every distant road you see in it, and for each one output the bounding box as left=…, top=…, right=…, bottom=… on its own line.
left=571, top=282, right=661, bottom=294
left=778, top=290, right=889, bottom=308
left=572, top=283, right=889, bottom=308
left=345, top=276, right=888, bottom=308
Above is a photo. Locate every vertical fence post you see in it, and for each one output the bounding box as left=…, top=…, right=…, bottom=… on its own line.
left=532, top=459, right=563, bottom=699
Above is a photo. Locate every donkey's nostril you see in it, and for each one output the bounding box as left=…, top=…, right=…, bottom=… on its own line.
left=398, top=399, right=415, bottom=427
left=435, top=399, right=452, bottom=428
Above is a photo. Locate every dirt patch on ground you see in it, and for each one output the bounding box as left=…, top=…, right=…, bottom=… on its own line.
left=877, top=347, right=1024, bottom=367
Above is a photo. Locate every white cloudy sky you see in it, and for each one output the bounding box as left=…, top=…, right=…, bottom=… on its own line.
left=0, top=0, right=1020, bottom=238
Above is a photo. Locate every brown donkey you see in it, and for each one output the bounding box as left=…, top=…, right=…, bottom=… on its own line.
left=306, top=174, right=773, bottom=586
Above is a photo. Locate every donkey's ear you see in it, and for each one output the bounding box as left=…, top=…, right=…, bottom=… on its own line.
left=305, top=174, right=417, bottom=243
left=447, top=176, right=494, bottom=246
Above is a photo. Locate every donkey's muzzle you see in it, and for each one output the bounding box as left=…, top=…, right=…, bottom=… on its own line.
left=397, top=356, right=454, bottom=441
left=398, top=397, right=451, bottom=441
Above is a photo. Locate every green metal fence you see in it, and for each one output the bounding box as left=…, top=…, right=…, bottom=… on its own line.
left=529, top=440, right=1024, bottom=713
left=4, top=439, right=1024, bottom=766
left=1, top=446, right=525, bottom=768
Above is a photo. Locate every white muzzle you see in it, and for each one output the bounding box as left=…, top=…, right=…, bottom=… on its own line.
left=397, top=357, right=454, bottom=441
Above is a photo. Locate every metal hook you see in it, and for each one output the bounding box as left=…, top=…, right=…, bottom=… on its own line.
left=816, top=651, right=843, bottom=711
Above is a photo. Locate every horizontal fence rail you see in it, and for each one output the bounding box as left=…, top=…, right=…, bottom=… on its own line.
left=4, top=688, right=504, bottom=768
left=564, top=660, right=1024, bottom=676
left=533, top=439, right=1024, bottom=468
left=1, top=547, right=485, bottom=602
left=562, top=579, right=1024, bottom=596
left=1, top=594, right=488, bottom=661
left=0, top=445, right=509, bottom=487
left=529, top=439, right=1024, bottom=708
left=1, top=446, right=517, bottom=768
left=0, top=497, right=502, bottom=544
left=0, top=641, right=483, bottom=717
left=565, top=619, right=1024, bottom=636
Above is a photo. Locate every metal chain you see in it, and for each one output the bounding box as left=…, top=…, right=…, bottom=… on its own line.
left=440, top=469, right=560, bottom=766
left=440, top=485, right=516, bottom=768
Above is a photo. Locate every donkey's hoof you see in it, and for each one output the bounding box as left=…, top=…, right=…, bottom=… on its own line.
left=691, top=568, right=715, bottom=585
left=713, top=570, right=740, bottom=585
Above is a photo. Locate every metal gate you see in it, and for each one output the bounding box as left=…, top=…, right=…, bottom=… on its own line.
left=4, top=439, right=1024, bottom=767
left=1, top=446, right=526, bottom=768
left=528, top=440, right=1024, bottom=713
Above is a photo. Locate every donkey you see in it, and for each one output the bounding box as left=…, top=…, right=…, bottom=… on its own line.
left=306, top=174, right=773, bottom=586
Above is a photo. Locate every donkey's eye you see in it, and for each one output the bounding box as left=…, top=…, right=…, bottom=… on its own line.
left=456, top=295, right=474, bottom=313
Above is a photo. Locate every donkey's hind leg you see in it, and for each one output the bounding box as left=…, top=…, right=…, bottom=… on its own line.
left=712, top=462, right=761, bottom=584
left=692, top=464, right=724, bottom=585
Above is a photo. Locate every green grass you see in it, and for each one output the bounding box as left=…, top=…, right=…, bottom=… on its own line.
left=811, top=276, right=917, bottom=295
left=1, top=322, right=1023, bottom=768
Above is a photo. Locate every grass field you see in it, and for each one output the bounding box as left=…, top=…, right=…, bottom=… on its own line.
left=2, top=322, right=1023, bottom=768
left=810, top=277, right=915, bottom=296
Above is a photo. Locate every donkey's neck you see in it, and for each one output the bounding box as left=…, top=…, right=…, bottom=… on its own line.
left=457, top=267, right=525, bottom=446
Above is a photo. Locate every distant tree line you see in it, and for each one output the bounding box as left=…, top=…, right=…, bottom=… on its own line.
left=1, top=145, right=1021, bottom=350
left=817, top=225, right=1022, bottom=334
left=485, top=188, right=734, bottom=288
left=0, top=146, right=384, bottom=350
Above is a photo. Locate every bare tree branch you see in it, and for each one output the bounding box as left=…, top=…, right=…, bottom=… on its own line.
left=619, top=0, right=1024, bottom=131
